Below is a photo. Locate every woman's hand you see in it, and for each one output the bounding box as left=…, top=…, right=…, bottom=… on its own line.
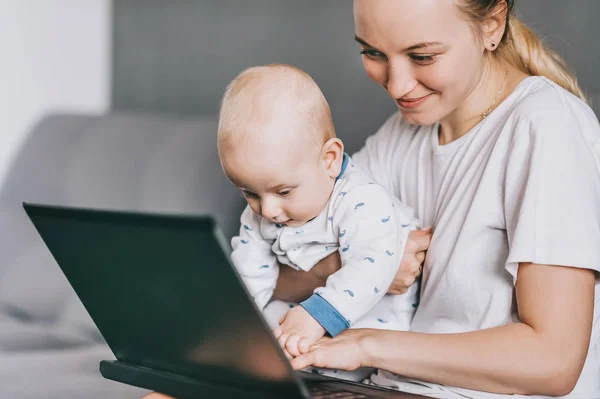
left=273, top=251, right=341, bottom=303
left=290, top=329, right=376, bottom=372
left=388, top=228, right=431, bottom=294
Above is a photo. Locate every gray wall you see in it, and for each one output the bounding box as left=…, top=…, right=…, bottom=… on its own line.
left=112, top=0, right=396, bottom=155
left=517, top=1, right=600, bottom=96
left=112, top=0, right=600, bottom=150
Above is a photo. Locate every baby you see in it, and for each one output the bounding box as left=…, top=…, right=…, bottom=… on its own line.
left=217, top=64, right=420, bottom=380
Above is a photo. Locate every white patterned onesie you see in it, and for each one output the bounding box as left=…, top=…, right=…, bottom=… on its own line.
left=230, top=154, right=420, bottom=380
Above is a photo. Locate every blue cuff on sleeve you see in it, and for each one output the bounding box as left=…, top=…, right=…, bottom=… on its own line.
left=300, top=294, right=349, bottom=337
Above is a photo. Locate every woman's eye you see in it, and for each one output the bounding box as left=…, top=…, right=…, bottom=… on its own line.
left=409, top=54, right=436, bottom=64
left=360, top=49, right=386, bottom=60
left=243, top=191, right=259, bottom=199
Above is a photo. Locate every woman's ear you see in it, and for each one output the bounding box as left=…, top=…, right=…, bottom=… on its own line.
left=482, top=0, right=508, bottom=51
left=320, top=138, right=345, bottom=179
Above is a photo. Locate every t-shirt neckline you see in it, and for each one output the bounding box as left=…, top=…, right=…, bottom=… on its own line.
left=430, top=75, right=542, bottom=155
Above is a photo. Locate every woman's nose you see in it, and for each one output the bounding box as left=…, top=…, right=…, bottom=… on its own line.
left=385, top=62, right=418, bottom=100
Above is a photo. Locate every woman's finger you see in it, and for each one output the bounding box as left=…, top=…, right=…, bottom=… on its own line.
left=412, top=258, right=422, bottom=272
left=401, top=275, right=416, bottom=288
left=416, top=250, right=426, bottom=264
left=290, top=351, right=317, bottom=370
left=411, top=228, right=432, bottom=252
left=413, top=265, right=422, bottom=277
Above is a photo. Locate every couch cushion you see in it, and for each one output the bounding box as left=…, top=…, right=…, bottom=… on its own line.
left=0, top=112, right=244, bottom=328
left=0, top=345, right=147, bottom=398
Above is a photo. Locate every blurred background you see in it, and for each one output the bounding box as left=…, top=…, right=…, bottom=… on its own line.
left=2, top=0, right=599, bottom=187
left=0, top=1, right=598, bottom=398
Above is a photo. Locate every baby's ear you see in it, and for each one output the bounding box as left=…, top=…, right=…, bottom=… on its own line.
left=321, top=138, right=344, bottom=178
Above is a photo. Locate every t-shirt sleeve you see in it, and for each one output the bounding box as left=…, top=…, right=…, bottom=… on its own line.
left=504, top=109, right=600, bottom=283
left=351, top=113, right=402, bottom=194
left=351, top=113, right=423, bottom=228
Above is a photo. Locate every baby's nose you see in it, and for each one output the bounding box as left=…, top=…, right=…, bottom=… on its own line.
left=260, top=200, right=282, bottom=220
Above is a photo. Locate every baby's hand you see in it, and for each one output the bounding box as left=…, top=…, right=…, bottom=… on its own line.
left=273, top=306, right=326, bottom=358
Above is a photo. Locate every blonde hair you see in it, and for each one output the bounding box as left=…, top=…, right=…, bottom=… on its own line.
left=218, top=63, right=336, bottom=151
left=458, top=0, right=587, bottom=102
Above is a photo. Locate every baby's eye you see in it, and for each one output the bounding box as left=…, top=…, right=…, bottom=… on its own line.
left=278, top=189, right=292, bottom=197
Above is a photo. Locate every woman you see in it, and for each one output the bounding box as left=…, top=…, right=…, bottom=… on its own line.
left=145, top=0, right=600, bottom=397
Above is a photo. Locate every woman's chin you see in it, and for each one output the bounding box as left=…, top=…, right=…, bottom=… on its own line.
left=400, top=111, right=439, bottom=126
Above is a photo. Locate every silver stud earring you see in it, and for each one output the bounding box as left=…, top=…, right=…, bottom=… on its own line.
left=490, top=42, right=496, bottom=49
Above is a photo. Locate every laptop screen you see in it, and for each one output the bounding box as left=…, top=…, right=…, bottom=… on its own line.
left=24, top=203, right=298, bottom=390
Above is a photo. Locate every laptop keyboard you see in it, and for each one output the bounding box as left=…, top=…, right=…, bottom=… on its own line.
left=308, top=384, right=380, bottom=398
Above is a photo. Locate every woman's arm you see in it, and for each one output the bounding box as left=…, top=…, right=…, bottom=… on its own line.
left=273, top=252, right=341, bottom=303
left=272, top=229, right=431, bottom=302
left=138, top=230, right=431, bottom=399
left=293, top=262, right=596, bottom=397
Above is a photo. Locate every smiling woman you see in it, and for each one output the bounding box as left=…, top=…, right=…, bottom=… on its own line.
left=287, top=0, right=599, bottom=397
left=142, top=0, right=600, bottom=398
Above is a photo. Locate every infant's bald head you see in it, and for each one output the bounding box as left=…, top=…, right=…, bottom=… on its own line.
left=217, top=64, right=336, bottom=156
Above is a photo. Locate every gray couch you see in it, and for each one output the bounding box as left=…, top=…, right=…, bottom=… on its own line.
left=0, top=112, right=255, bottom=398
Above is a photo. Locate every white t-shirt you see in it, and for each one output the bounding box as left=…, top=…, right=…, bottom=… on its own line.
left=351, top=76, right=600, bottom=398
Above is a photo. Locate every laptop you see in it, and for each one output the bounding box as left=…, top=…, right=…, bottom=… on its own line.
left=23, top=202, right=429, bottom=399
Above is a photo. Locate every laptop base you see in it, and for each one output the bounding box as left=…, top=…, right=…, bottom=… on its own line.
left=100, top=360, right=302, bottom=399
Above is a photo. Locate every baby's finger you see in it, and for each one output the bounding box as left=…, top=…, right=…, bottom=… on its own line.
left=277, top=333, right=289, bottom=350
left=281, top=347, right=293, bottom=360
left=279, top=313, right=287, bottom=325
left=298, top=337, right=311, bottom=354
left=285, top=334, right=302, bottom=357
left=273, top=326, right=282, bottom=339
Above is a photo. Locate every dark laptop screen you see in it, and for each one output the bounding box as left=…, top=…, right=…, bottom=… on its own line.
left=24, top=203, right=297, bottom=390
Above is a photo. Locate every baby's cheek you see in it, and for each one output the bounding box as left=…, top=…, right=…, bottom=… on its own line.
left=298, top=196, right=324, bottom=218
left=247, top=202, right=261, bottom=216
